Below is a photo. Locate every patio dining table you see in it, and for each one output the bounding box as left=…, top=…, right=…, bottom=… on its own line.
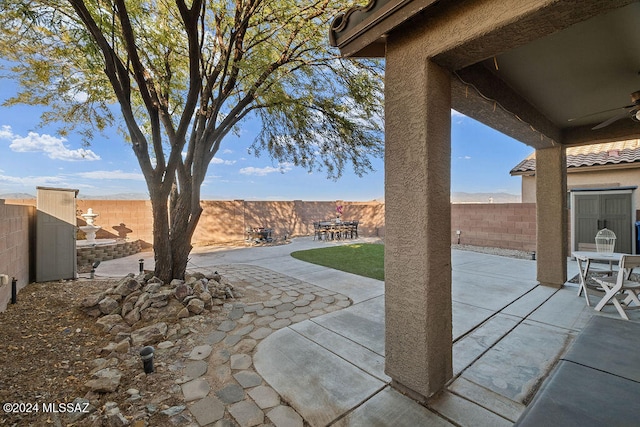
left=572, top=251, right=626, bottom=306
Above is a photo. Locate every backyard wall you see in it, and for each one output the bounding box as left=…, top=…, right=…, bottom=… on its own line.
left=451, top=203, right=537, bottom=252
left=4, top=199, right=386, bottom=247
left=0, top=200, right=34, bottom=311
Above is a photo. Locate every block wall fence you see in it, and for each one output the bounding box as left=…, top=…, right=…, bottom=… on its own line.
left=0, top=200, right=34, bottom=311
left=2, top=198, right=547, bottom=310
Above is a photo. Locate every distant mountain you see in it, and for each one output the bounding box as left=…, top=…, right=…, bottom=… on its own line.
left=0, top=193, right=36, bottom=199
left=451, top=192, right=521, bottom=204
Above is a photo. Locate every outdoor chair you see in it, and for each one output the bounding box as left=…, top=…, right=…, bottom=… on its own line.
left=593, top=255, right=640, bottom=320
left=313, top=222, right=327, bottom=240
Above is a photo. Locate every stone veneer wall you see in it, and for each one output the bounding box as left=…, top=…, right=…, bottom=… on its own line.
left=0, top=200, right=34, bottom=311
left=77, top=240, right=143, bottom=268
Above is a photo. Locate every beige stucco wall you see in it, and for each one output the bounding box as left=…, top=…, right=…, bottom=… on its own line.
left=522, top=168, right=640, bottom=208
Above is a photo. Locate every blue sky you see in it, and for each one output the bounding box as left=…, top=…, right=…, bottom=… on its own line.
left=0, top=80, right=533, bottom=200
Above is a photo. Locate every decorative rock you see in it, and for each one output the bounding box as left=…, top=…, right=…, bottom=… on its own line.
left=124, top=307, right=141, bottom=326
left=228, top=400, right=264, bottom=427
left=188, top=345, right=212, bottom=361
left=130, top=322, right=168, bottom=346
left=96, top=314, right=124, bottom=332
left=160, top=405, right=185, bottom=416
left=81, top=292, right=105, bottom=308
left=189, top=396, right=225, bottom=426
left=148, top=289, right=172, bottom=303
left=184, top=360, right=208, bottom=379
left=215, top=383, right=245, bottom=404
left=230, top=354, right=252, bottom=370
left=170, top=278, right=184, bottom=288
left=177, top=307, right=190, bottom=319
left=143, top=282, right=161, bottom=293
left=157, top=340, right=174, bottom=349
left=233, top=370, right=262, bottom=388
left=187, top=298, right=205, bottom=314
left=104, top=402, right=128, bottom=427
left=114, top=338, right=130, bottom=353
left=174, top=283, right=193, bottom=301
left=84, top=368, right=122, bottom=393
left=217, top=320, right=236, bottom=332
left=248, top=385, right=280, bottom=409
left=99, top=297, right=120, bottom=315
left=267, top=405, right=304, bottom=427
left=181, top=378, right=210, bottom=402
left=114, top=278, right=141, bottom=296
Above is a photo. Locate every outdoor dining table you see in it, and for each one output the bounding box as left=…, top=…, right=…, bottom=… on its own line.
left=572, top=251, right=627, bottom=306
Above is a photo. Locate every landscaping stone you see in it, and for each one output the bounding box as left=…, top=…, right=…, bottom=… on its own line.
left=230, top=354, right=252, bottom=370
left=218, top=320, right=237, bottom=332
left=182, top=378, right=211, bottom=402
left=84, top=368, right=122, bottom=393
left=130, top=322, right=168, bottom=346
left=184, top=360, right=208, bottom=379
left=188, top=345, right=212, bottom=360
left=229, top=400, right=264, bottom=427
left=267, top=405, right=304, bottom=427
left=216, top=384, right=245, bottom=404
left=248, top=385, right=280, bottom=409
left=189, top=396, right=225, bottom=426
left=233, top=370, right=262, bottom=388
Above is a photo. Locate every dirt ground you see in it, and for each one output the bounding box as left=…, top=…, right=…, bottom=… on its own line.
left=0, top=277, right=197, bottom=427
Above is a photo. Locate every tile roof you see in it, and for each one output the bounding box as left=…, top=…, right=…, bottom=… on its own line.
left=510, top=140, right=640, bottom=175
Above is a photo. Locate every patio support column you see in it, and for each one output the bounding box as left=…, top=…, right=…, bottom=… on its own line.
left=384, top=48, right=452, bottom=401
left=535, top=145, right=567, bottom=287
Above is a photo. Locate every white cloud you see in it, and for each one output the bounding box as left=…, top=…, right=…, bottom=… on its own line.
left=239, top=162, right=293, bottom=176
left=451, top=109, right=466, bottom=118
left=0, top=173, right=66, bottom=187
left=1, top=125, right=100, bottom=161
left=75, top=170, right=145, bottom=181
left=211, top=157, right=236, bottom=165
left=458, top=156, right=472, bottom=160
left=222, top=149, right=233, bottom=154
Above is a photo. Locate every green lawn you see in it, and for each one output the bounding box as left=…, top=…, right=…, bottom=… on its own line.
left=290, top=243, right=384, bottom=281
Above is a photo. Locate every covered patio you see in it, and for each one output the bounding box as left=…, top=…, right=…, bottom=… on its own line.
left=330, top=0, right=640, bottom=401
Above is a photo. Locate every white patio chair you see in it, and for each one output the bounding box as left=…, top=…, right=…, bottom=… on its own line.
left=593, top=255, right=640, bottom=320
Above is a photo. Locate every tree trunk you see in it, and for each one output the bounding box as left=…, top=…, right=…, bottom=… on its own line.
left=150, top=192, right=173, bottom=283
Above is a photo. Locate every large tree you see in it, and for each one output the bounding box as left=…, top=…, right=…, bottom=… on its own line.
left=0, top=0, right=383, bottom=282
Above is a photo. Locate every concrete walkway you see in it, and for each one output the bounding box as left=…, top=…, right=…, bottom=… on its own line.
left=96, top=237, right=640, bottom=426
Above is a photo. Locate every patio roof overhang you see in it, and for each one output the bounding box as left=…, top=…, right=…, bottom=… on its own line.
left=330, top=0, right=640, bottom=149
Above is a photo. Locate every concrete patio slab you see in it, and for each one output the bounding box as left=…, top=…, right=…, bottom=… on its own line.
left=334, top=387, right=454, bottom=427
left=452, top=301, right=495, bottom=340
left=253, top=327, right=385, bottom=426
left=453, top=313, right=521, bottom=376
left=448, top=378, right=525, bottom=423
left=461, top=320, right=576, bottom=404
left=515, top=361, right=640, bottom=427
left=429, top=391, right=513, bottom=427
left=563, top=316, right=640, bottom=382
left=290, top=320, right=389, bottom=382
left=96, top=237, right=640, bottom=426
left=310, top=296, right=385, bottom=355
left=500, top=285, right=557, bottom=318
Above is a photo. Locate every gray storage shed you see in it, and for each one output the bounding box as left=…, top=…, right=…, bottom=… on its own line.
left=36, top=187, right=79, bottom=282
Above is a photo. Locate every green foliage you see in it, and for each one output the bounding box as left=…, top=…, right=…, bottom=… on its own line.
left=0, top=0, right=385, bottom=279
left=291, top=243, right=384, bottom=281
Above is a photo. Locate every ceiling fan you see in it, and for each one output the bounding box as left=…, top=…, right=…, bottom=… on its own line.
left=569, top=90, right=640, bottom=130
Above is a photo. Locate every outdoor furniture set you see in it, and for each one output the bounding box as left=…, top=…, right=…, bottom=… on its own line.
left=572, top=229, right=640, bottom=320
left=313, top=220, right=359, bottom=241
left=246, top=227, right=273, bottom=243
